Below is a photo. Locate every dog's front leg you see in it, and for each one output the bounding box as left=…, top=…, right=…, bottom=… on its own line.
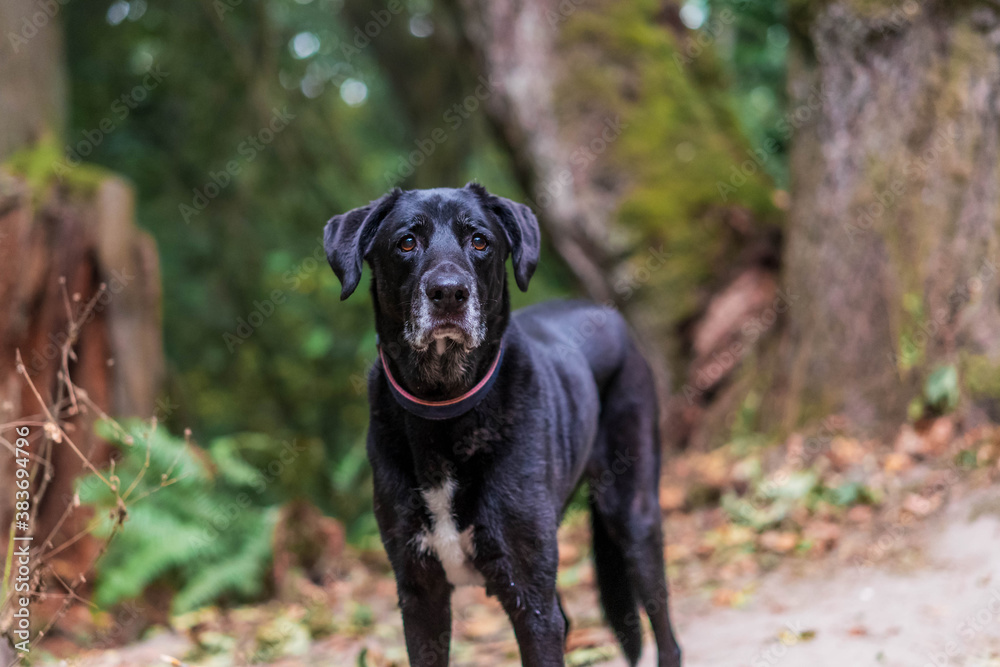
left=503, top=590, right=565, bottom=667
left=476, top=521, right=566, bottom=666
left=397, top=568, right=453, bottom=667
left=369, top=446, right=454, bottom=666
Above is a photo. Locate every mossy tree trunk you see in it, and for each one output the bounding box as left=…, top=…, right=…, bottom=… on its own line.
left=448, top=0, right=784, bottom=447
left=769, top=0, right=1000, bottom=434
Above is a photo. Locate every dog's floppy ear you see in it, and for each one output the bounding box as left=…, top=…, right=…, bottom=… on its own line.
left=324, top=189, right=401, bottom=300
left=466, top=182, right=540, bottom=292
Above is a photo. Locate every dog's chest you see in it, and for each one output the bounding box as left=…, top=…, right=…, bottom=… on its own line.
left=415, top=477, right=484, bottom=587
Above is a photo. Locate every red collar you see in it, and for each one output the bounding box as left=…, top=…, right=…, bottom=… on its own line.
left=378, top=339, right=506, bottom=420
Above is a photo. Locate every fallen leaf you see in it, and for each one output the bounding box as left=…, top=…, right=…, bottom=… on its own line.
left=461, top=611, right=507, bottom=640
left=665, top=542, right=692, bottom=564
left=711, top=588, right=737, bottom=607
left=830, top=437, right=866, bottom=468
left=759, top=531, right=798, bottom=554
left=559, top=543, right=581, bottom=566
left=660, top=485, right=686, bottom=512
left=778, top=628, right=817, bottom=645
left=925, top=417, right=955, bottom=454
left=883, top=452, right=912, bottom=473
left=894, top=425, right=927, bottom=457
left=803, top=521, right=841, bottom=551
left=847, top=505, right=874, bottom=523
left=902, top=493, right=942, bottom=517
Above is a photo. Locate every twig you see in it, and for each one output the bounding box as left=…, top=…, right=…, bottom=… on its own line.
left=14, top=350, right=114, bottom=490
left=122, top=419, right=156, bottom=501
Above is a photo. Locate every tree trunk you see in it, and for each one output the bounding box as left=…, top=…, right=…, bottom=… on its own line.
left=0, top=165, right=163, bottom=616
left=0, top=0, right=66, bottom=159
left=447, top=0, right=784, bottom=447
left=769, top=0, right=1000, bottom=435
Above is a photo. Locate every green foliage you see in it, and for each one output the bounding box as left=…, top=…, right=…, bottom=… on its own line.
left=80, top=421, right=280, bottom=613
left=62, top=0, right=573, bottom=536
left=909, top=364, right=960, bottom=419
left=709, top=0, right=791, bottom=187
left=4, top=136, right=112, bottom=199
left=722, top=465, right=878, bottom=531
left=963, top=354, right=1000, bottom=400
left=924, top=365, right=960, bottom=414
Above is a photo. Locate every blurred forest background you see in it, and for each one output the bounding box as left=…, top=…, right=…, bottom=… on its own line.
left=13, top=0, right=790, bottom=535
left=4, top=0, right=1000, bottom=663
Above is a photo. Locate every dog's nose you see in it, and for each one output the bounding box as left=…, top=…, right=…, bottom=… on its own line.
left=426, top=277, right=469, bottom=313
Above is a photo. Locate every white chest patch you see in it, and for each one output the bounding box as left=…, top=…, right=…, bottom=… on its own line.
left=416, top=477, right=484, bottom=587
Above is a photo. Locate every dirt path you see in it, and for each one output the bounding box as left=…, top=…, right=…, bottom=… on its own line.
left=51, top=485, right=1000, bottom=667
left=625, top=486, right=1000, bottom=667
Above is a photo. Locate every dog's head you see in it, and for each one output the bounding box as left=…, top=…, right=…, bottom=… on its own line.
left=324, top=183, right=540, bottom=357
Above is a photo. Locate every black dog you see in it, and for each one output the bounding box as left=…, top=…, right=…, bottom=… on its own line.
left=324, top=183, right=681, bottom=667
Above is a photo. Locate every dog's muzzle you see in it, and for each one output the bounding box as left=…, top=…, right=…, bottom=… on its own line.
left=405, top=264, right=485, bottom=352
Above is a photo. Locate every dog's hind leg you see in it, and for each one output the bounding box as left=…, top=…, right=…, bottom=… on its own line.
left=557, top=592, right=570, bottom=647
left=590, top=345, right=682, bottom=667
left=620, top=510, right=682, bottom=667
left=589, top=494, right=643, bottom=665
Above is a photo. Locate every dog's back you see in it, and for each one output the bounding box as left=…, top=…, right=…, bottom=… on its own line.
left=513, top=299, right=632, bottom=390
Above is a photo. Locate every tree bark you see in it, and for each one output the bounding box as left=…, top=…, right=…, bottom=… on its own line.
left=769, top=0, right=1000, bottom=434
left=0, top=0, right=66, bottom=159
left=447, top=0, right=784, bottom=447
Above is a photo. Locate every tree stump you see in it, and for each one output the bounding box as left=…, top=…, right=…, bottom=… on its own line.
left=0, top=162, right=163, bottom=613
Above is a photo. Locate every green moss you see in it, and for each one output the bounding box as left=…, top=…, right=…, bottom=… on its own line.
left=962, top=354, right=1000, bottom=400
left=3, top=135, right=113, bottom=200
left=556, top=0, right=783, bottom=364
left=947, top=19, right=997, bottom=90
left=843, top=0, right=910, bottom=15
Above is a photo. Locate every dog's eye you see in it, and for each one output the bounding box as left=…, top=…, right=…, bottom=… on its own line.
left=471, top=233, right=488, bottom=251
left=398, top=235, right=417, bottom=252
